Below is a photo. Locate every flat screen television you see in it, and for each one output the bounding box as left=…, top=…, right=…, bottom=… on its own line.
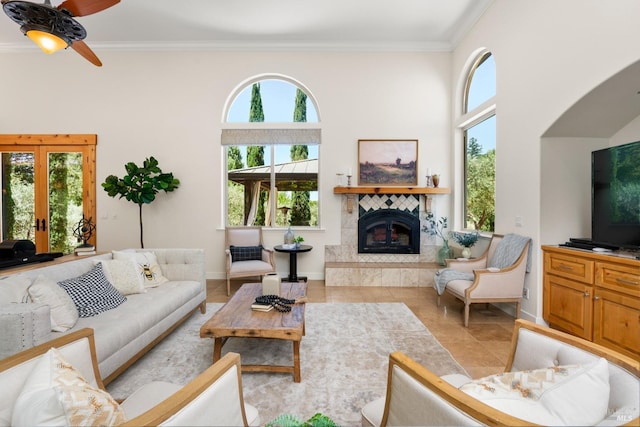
left=591, top=140, right=640, bottom=250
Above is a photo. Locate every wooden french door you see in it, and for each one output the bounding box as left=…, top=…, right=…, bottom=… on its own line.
left=0, top=135, right=96, bottom=254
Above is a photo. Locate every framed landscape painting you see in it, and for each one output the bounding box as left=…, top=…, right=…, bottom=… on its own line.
left=358, top=139, right=418, bottom=186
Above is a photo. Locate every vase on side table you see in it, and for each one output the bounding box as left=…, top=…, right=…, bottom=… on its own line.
left=461, top=246, right=472, bottom=259
left=437, top=242, right=454, bottom=266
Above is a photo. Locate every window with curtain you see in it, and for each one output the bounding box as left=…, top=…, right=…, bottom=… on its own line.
left=462, top=52, right=496, bottom=231
left=223, top=78, right=320, bottom=227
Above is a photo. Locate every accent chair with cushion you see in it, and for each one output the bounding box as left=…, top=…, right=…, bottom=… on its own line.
left=434, top=233, right=531, bottom=327
left=361, top=319, right=640, bottom=426
left=225, top=226, right=276, bottom=295
left=0, top=328, right=260, bottom=426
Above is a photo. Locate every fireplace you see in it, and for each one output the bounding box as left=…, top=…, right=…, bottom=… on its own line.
left=358, top=209, right=420, bottom=254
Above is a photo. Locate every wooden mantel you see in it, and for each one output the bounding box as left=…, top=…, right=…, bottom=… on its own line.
left=333, top=186, right=450, bottom=212
left=333, top=186, right=450, bottom=195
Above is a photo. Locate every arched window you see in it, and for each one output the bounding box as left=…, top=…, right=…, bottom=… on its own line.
left=461, top=52, right=496, bottom=231
left=222, top=76, right=320, bottom=228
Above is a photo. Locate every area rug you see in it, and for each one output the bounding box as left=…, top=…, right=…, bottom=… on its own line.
left=107, top=303, right=467, bottom=426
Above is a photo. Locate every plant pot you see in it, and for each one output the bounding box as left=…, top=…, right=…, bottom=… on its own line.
left=437, top=244, right=454, bottom=266
left=461, top=247, right=472, bottom=259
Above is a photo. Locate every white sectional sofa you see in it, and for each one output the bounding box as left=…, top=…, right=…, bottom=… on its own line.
left=0, top=248, right=206, bottom=384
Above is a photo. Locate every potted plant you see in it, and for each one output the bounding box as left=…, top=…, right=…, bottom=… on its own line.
left=102, top=156, right=180, bottom=248
left=266, top=412, right=336, bottom=427
left=452, top=231, right=479, bottom=259
left=293, top=235, right=304, bottom=248
left=422, top=212, right=452, bottom=265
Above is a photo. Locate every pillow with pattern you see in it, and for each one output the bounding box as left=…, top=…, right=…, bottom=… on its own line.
left=460, top=358, right=610, bottom=426
left=112, top=250, right=169, bottom=288
left=229, top=245, right=264, bottom=262
left=12, top=347, right=126, bottom=426
left=58, top=263, right=126, bottom=318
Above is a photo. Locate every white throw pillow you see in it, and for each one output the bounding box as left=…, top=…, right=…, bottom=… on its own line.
left=112, top=250, right=168, bottom=287
left=28, top=275, right=79, bottom=332
left=94, top=259, right=145, bottom=295
left=0, top=276, right=32, bottom=304
left=11, top=347, right=126, bottom=427
left=460, top=358, right=610, bottom=426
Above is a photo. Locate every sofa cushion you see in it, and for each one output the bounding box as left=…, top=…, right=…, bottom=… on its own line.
left=230, top=245, right=263, bottom=262
left=94, top=259, right=145, bottom=295
left=28, top=275, right=78, bottom=332
left=112, top=250, right=169, bottom=287
left=58, top=263, right=127, bottom=318
left=460, top=357, right=610, bottom=426
left=12, top=347, right=126, bottom=427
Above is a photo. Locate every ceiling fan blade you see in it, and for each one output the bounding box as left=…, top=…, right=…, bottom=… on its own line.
left=57, top=0, right=119, bottom=16
left=71, top=40, right=102, bottom=66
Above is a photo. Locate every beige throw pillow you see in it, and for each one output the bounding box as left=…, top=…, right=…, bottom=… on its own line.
left=11, top=347, right=126, bottom=427
left=460, top=358, right=610, bottom=426
left=94, top=259, right=146, bottom=295
left=28, top=275, right=79, bottom=332
left=112, top=250, right=169, bottom=288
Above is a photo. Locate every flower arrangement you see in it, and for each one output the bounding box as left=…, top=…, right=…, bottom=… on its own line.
left=452, top=231, right=479, bottom=248
left=421, top=212, right=449, bottom=244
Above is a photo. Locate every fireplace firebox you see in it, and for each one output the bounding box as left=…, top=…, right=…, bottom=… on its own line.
left=358, top=209, right=420, bottom=254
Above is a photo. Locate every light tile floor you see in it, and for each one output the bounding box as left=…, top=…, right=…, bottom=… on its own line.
left=207, top=279, right=515, bottom=379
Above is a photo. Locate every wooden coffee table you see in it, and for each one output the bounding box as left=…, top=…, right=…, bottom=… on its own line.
left=200, top=282, right=307, bottom=382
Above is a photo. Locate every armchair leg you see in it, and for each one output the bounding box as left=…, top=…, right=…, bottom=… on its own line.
left=515, top=301, right=521, bottom=319
left=226, top=278, right=231, bottom=296
left=464, top=303, right=470, bottom=327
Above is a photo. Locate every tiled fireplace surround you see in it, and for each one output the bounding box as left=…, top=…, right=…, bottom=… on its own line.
left=325, top=194, right=440, bottom=287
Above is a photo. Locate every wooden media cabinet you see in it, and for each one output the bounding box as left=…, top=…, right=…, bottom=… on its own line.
left=542, top=245, right=640, bottom=360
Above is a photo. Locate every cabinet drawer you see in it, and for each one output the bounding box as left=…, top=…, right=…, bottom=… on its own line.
left=545, top=252, right=594, bottom=284
left=596, top=262, right=640, bottom=297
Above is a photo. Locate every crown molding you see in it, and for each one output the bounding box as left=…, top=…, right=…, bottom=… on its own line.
left=0, top=39, right=456, bottom=53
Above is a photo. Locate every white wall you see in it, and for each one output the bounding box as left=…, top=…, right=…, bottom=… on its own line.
left=0, top=50, right=451, bottom=280
left=611, top=115, right=640, bottom=146
left=540, top=137, right=606, bottom=246
left=452, top=0, right=640, bottom=321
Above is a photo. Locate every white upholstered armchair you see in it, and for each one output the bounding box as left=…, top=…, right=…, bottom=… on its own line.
left=0, top=328, right=260, bottom=426
left=225, top=226, right=276, bottom=296
left=434, top=234, right=531, bottom=327
left=361, top=320, right=640, bottom=426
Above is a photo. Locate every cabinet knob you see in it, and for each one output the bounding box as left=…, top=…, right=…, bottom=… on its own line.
left=593, top=296, right=600, bottom=300
left=584, top=291, right=590, bottom=297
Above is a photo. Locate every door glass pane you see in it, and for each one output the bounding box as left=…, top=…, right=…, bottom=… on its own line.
left=48, top=152, right=83, bottom=253
left=1, top=152, right=35, bottom=242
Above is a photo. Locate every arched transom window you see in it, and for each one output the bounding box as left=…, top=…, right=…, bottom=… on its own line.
left=461, top=52, right=496, bottom=231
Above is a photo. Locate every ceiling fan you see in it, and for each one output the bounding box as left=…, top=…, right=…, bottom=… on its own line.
left=2, top=0, right=120, bottom=66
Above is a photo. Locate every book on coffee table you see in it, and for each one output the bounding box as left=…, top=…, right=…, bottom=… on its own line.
left=251, top=302, right=273, bottom=312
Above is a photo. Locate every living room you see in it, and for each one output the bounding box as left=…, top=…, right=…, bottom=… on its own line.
left=2, top=1, right=639, bottom=327
left=0, top=1, right=639, bottom=424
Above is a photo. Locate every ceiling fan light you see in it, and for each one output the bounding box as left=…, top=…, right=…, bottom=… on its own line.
left=26, top=29, right=68, bottom=54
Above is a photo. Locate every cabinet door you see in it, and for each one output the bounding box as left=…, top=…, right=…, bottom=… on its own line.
left=544, top=275, right=593, bottom=340
left=593, top=287, right=640, bottom=360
